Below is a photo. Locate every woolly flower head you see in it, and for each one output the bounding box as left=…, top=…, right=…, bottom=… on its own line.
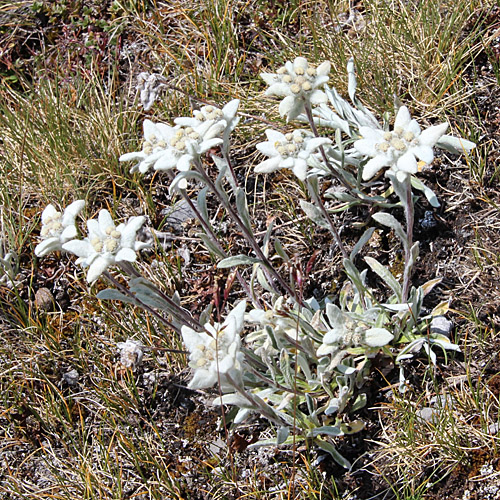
left=119, top=119, right=225, bottom=189
left=62, top=209, right=148, bottom=283
left=317, top=304, right=393, bottom=357
left=174, top=99, right=240, bottom=151
left=261, top=57, right=331, bottom=120
left=35, top=200, right=85, bottom=257
left=255, top=129, right=331, bottom=180
left=354, top=106, right=448, bottom=182
left=181, top=301, right=246, bottom=391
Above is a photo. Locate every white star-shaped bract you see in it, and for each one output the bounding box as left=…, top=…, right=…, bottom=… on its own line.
left=151, top=120, right=225, bottom=173
left=255, top=129, right=331, bottom=180
left=119, top=120, right=172, bottom=174
left=35, top=200, right=86, bottom=257
left=62, top=209, right=148, bottom=283
left=354, top=106, right=448, bottom=182
left=261, top=57, right=331, bottom=120
left=317, top=304, right=393, bottom=357
left=174, top=99, right=240, bottom=151
left=181, top=300, right=246, bottom=391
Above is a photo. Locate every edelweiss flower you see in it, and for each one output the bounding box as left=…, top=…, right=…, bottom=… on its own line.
left=35, top=200, right=85, bottom=257
left=153, top=120, right=225, bottom=173
left=182, top=300, right=246, bottom=390
left=62, top=209, right=148, bottom=283
left=174, top=99, right=240, bottom=151
left=261, top=57, right=331, bottom=120
left=120, top=119, right=225, bottom=186
left=317, top=304, right=393, bottom=357
left=354, top=106, right=448, bottom=182
left=119, top=120, right=172, bottom=174
left=255, top=129, right=331, bottom=180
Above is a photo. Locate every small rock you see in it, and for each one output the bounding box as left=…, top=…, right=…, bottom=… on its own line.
left=161, top=200, right=197, bottom=232
left=416, top=407, right=437, bottom=421
left=62, top=369, right=79, bottom=386
left=35, top=287, right=54, bottom=312
left=420, top=210, right=438, bottom=230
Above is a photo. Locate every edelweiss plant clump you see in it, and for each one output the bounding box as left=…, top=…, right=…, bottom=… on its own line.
left=35, top=57, right=475, bottom=468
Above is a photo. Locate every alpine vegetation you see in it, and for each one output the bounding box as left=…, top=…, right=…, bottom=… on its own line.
left=34, top=57, right=475, bottom=468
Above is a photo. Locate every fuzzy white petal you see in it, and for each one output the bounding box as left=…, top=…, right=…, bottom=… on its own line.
left=119, top=151, right=146, bottom=162
left=98, top=210, right=114, bottom=231
left=362, top=155, right=389, bottom=180
left=61, top=200, right=85, bottom=225
left=396, top=151, right=418, bottom=173
left=255, top=157, right=282, bottom=173
left=87, top=257, right=111, bottom=283
left=260, top=73, right=278, bottom=85
left=115, top=247, right=137, bottom=262
left=419, top=122, right=448, bottom=147
left=35, top=238, right=60, bottom=257
left=256, top=142, right=278, bottom=157
left=62, top=240, right=94, bottom=258
left=41, top=205, right=57, bottom=223
left=60, top=225, right=78, bottom=241
left=316, top=60, right=331, bottom=76
left=394, top=106, right=411, bottom=129
left=292, top=159, right=308, bottom=180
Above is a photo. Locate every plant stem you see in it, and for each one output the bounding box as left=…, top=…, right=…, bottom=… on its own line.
left=307, top=180, right=349, bottom=259
left=166, top=171, right=261, bottom=309
left=224, top=373, right=288, bottom=426
left=222, top=149, right=239, bottom=189
left=304, top=102, right=352, bottom=191
left=118, top=261, right=202, bottom=331
left=402, top=178, right=414, bottom=302
left=103, top=271, right=183, bottom=334
left=192, top=158, right=300, bottom=303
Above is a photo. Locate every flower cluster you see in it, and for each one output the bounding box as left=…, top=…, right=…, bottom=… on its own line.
left=119, top=101, right=240, bottom=187
left=119, top=119, right=224, bottom=178
left=35, top=203, right=148, bottom=284
left=317, top=304, right=393, bottom=357
left=354, top=106, right=448, bottom=181
left=181, top=301, right=246, bottom=390
left=63, top=209, right=148, bottom=283
left=261, top=57, right=331, bottom=120
left=255, top=129, right=331, bottom=180
left=34, top=200, right=85, bottom=257
left=175, top=99, right=240, bottom=152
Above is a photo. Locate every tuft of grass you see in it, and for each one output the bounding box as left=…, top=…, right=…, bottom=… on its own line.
left=307, top=0, right=496, bottom=115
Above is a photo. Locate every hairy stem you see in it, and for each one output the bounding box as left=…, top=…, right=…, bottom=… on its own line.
left=118, top=261, right=202, bottom=331
left=192, top=158, right=300, bottom=303
left=307, top=180, right=349, bottom=259
left=103, top=271, right=184, bottom=334
left=166, top=171, right=261, bottom=309
left=304, top=102, right=352, bottom=191
left=402, top=178, right=414, bottom=302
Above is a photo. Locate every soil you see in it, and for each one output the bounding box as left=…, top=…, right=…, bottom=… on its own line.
left=1, top=2, right=500, bottom=499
